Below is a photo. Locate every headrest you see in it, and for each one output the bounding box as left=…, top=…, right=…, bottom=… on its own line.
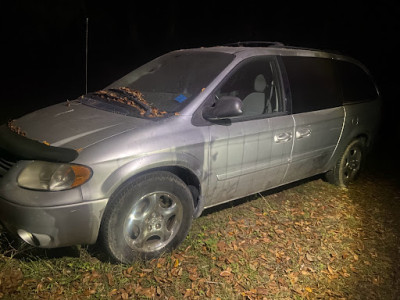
left=254, top=74, right=267, bottom=92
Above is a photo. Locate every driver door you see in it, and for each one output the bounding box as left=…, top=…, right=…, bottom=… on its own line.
left=204, top=56, right=294, bottom=207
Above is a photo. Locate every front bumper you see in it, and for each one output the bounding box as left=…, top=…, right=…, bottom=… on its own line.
left=0, top=196, right=108, bottom=248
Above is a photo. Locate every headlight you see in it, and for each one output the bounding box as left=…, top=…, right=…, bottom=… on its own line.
left=17, top=161, right=92, bottom=191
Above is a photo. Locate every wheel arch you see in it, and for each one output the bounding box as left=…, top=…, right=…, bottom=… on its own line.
left=101, top=153, right=204, bottom=219
left=342, top=132, right=370, bottom=155
left=328, top=130, right=370, bottom=172
left=354, top=133, right=368, bottom=147
left=135, top=166, right=202, bottom=210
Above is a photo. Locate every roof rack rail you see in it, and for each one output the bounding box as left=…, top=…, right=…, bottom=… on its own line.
left=275, top=43, right=343, bottom=55
left=222, top=41, right=343, bottom=56
left=224, top=41, right=285, bottom=47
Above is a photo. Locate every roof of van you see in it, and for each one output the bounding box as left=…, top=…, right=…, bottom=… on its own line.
left=182, top=41, right=362, bottom=67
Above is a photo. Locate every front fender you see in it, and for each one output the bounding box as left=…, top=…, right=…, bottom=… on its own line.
left=101, top=151, right=205, bottom=200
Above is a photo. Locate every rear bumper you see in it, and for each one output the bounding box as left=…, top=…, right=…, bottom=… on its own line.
left=0, top=197, right=108, bottom=248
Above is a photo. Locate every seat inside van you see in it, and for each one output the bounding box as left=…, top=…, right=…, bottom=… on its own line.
left=242, top=74, right=273, bottom=116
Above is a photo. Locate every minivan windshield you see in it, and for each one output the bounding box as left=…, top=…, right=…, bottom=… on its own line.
left=81, top=51, right=234, bottom=118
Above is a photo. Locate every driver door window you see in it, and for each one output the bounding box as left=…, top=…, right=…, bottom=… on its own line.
left=216, top=56, right=284, bottom=118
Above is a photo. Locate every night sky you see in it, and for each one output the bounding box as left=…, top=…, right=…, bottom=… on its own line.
left=2, top=1, right=399, bottom=137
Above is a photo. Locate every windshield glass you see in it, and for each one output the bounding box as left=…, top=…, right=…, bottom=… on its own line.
left=81, top=51, right=234, bottom=118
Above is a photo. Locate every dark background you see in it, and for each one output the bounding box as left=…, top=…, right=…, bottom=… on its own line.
left=1, top=1, right=399, bottom=138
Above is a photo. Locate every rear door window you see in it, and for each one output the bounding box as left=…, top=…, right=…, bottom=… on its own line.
left=282, top=56, right=341, bottom=114
left=335, top=60, right=379, bottom=103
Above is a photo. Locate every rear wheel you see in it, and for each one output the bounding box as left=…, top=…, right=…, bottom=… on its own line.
left=326, top=139, right=365, bottom=187
left=100, top=171, right=194, bottom=263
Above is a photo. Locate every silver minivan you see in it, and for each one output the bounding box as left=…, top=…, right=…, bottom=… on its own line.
left=0, top=42, right=381, bottom=263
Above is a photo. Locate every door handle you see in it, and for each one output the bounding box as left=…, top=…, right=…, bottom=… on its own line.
left=274, top=132, right=292, bottom=143
left=296, top=128, right=311, bottom=139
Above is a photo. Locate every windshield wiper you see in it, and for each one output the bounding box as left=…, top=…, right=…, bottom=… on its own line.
left=82, top=87, right=168, bottom=118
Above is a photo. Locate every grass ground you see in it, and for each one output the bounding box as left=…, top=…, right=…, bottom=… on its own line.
left=1, top=146, right=399, bottom=299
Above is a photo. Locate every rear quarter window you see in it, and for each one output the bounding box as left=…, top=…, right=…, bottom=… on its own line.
left=335, top=60, right=379, bottom=103
left=282, top=56, right=341, bottom=114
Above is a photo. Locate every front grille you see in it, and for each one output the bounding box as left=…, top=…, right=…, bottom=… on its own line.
left=0, top=157, right=16, bottom=178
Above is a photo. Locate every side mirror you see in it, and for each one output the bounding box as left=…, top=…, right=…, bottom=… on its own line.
left=202, top=96, right=243, bottom=120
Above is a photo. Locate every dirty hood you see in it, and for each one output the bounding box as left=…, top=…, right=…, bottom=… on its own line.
left=10, top=100, right=151, bottom=150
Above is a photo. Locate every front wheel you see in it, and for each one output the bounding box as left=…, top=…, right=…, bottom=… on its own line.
left=326, top=139, right=365, bottom=187
left=100, top=171, right=194, bottom=263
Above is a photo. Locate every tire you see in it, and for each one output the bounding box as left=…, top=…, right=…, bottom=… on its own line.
left=326, top=139, right=365, bottom=187
left=100, top=171, right=194, bottom=263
